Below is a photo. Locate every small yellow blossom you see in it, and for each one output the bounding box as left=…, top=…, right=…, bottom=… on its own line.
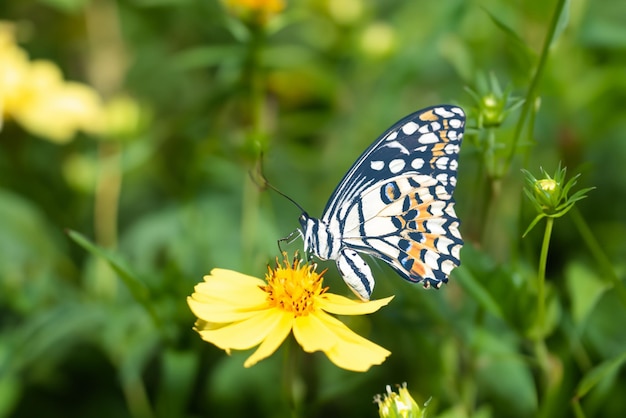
left=374, top=383, right=424, bottom=418
left=222, top=0, right=285, bottom=25
left=0, top=22, right=104, bottom=143
left=187, top=254, right=393, bottom=372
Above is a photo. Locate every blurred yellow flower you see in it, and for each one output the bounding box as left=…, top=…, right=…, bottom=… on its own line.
left=0, top=22, right=104, bottom=143
left=223, top=0, right=285, bottom=24
left=187, top=253, right=393, bottom=372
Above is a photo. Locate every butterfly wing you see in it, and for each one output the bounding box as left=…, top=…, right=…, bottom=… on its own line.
left=340, top=173, right=462, bottom=288
left=322, top=105, right=465, bottom=288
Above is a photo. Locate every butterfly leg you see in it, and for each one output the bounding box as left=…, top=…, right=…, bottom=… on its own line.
left=278, top=229, right=302, bottom=253
left=336, top=248, right=375, bottom=301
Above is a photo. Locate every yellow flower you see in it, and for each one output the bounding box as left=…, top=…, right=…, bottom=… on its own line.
left=222, top=0, right=285, bottom=25
left=0, top=22, right=104, bottom=143
left=187, top=254, right=393, bottom=372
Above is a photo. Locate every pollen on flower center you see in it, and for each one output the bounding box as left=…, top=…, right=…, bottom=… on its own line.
left=261, top=255, right=327, bottom=317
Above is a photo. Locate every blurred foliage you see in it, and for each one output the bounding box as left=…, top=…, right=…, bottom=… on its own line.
left=1, top=0, right=626, bottom=417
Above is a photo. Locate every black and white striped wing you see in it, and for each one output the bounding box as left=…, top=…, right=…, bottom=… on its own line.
left=322, top=105, right=465, bottom=289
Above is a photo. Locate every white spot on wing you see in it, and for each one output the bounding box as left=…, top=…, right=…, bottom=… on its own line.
left=411, top=158, right=424, bottom=170
left=402, top=122, right=419, bottom=135
left=434, top=107, right=454, bottom=118
left=451, top=244, right=462, bottom=259
left=389, top=159, right=406, bottom=174
left=450, top=118, right=462, bottom=128
left=424, top=250, right=441, bottom=269
left=385, top=140, right=410, bottom=154
left=431, top=121, right=441, bottom=131
left=436, top=236, right=454, bottom=254
left=424, top=219, right=446, bottom=235
left=441, top=259, right=455, bottom=275
left=435, top=157, right=450, bottom=169
left=371, top=160, right=384, bottom=171
left=418, top=132, right=438, bottom=144
left=385, top=131, right=398, bottom=141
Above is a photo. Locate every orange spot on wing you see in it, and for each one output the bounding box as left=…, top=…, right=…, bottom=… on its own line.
left=418, top=109, right=438, bottom=121
left=429, top=142, right=447, bottom=167
left=386, top=184, right=395, bottom=200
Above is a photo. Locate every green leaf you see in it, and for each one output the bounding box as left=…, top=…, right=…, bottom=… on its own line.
left=522, top=214, right=546, bottom=237
left=483, top=8, right=536, bottom=63
left=565, top=262, right=609, bottom=325
left=552, top=0, right=571, bottom=46
left=66, top=229, right=162, bottom=328
left=575, top=351, right=626, bottom=398
left=453, top=263, right=505, bottom=320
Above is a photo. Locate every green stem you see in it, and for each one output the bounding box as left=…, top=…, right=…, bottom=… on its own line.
left=478, top=129, right=501, bottom=247
left=85, top=0, right=127, bottom=297
left=570, top=207, right=626, bottom=307
left=532, top=216, right=554, bottom=411
left=283, top=336, right=303, bottom=418
left=536, top=217, right=553, bottom=332
left=240, top=23, right=267, bottom=265
left=572, top=398, right=587, bottom=418
left=506, top=0, right=568, bottom=168
left=121, top=374, right=155, bottom=418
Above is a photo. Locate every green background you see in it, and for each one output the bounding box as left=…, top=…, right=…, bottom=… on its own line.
left=1, top=0, right=625, bottom=417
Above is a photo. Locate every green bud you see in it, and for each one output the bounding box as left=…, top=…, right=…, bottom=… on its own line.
left=465, top=72, right=524, bottom=129
left=522, top=164, right=594, bottom=237
left=533, top=178, right=561, bottom=213
left=374, top=383, right=424, bottom=418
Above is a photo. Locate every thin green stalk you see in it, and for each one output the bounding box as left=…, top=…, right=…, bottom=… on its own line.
left=121, top=374, right=155, bottom=418
left=507, top=0, right=568, bottom=168
left=570, top=207, right=626, bottom=307
left=536, top=217, right=553, bottom=332
left=283, top=336, right=303, bottom=418
left=532, top=216, right=554, bottom=412
left=85, top=0, right=127, bottom=297
left=240, top=24, right=267, bottom=265
left=572, top=398, right=587, bottom=418
left=478, top=129, right=502, bottom=247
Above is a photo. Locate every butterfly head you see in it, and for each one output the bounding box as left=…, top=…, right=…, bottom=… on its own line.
left=298, top=212, right=315, bottom=254
left=298, top=212, right=340, bottom=262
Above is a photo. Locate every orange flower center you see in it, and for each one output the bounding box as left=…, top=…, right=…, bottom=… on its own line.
left=261, top=256, right=327, bottom=317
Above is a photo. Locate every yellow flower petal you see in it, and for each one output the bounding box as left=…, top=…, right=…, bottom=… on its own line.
left=315, top=311, right=391, bottom=372
left=293, top=310, right=390, bottom=371
left=195, top=307, right=282, bottom=351
left=292, top=313, right=339, bottom=353
left=191, top=268, right=268, bottom=305
left=187, top=296, right=265, bottom=323
left=318, top=293, right=394, bottom=315
left=244, top=310, right=293, bottom=367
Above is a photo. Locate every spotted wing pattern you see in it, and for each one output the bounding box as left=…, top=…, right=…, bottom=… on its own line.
left=303, top=105, right=465, bottom=298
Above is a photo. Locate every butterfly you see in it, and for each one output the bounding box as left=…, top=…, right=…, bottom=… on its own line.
left=298, top=105, right=465, bottom=300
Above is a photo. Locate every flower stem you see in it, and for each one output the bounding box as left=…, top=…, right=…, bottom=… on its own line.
left=283, top=336, right=303, bottom=418
left=240, top=23, right=267, bottom=266
left=85, top=0, right=127, bottom=296
left=507, top=0, right=568, bottom=168
left=536, top=217, right=553, bottom=333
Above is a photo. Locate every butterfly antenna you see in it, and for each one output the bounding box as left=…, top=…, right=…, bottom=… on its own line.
left=250, top=155, right=307, bottom=215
